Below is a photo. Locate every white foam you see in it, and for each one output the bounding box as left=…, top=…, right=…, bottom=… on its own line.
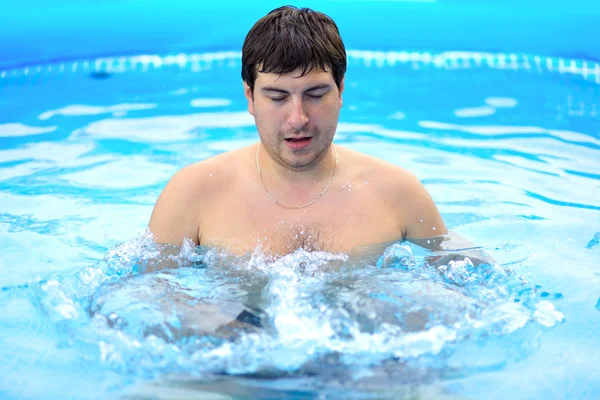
left=190, top=98, right=232, bottom=108
left=0, top=162, right=53, bottom=181
left=39, top=103, right=156, bottom=120
left=206, top=138, right=257, bottom=152
left=76, top=111, right=254, bottom=143
left=0, top=142, right=95, bottom=163
left=485, top=97, right=518, bottom=108
left=0, top=123, right=56, bottom=137
left=534, top=301, right=564, bottom=327
left=419, top=120, right=600, bottom=145
left=60, top=156, right=177, bottom=189
left=454, top=106, right=496, bottom=118
left=337, top=122, right=424, bottom=139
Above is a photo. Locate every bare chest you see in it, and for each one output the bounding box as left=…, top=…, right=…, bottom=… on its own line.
left=200, top=183, right=402, bottom=255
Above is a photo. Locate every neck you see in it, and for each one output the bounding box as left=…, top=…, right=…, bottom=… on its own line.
left=256, top=142, right=338, bottom=209
left=257, top=142, right=336, bottom=185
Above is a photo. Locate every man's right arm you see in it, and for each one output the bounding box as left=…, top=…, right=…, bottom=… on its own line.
left=148, top=165, right=203, bottom=246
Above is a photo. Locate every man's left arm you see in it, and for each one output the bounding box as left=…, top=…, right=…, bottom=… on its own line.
left=399, top=174, right=447, bottom=240
left=398, top=174, right=494, bottom=267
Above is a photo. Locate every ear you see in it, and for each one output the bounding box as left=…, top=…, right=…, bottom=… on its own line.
left=243, top=81, right=254, bottom=115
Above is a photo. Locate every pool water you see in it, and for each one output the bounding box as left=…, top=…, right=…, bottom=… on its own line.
left=0, top=51, right=599, bottom=399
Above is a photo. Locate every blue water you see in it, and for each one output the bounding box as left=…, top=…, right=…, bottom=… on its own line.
left=0, top=51, right=599, bottom=399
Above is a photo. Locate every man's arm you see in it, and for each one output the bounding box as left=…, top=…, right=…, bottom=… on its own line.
left=409, top=231, right=496, bottom=267
left=148, top=165, right=203, bottom=246
left=394, top=172, right=494, bottom=267
left=142, top=166, right=205, bottom=273
left=396, top=172, right=447, bottom=239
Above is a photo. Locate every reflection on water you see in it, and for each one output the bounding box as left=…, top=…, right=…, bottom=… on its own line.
left=25, top=231, right=563, bottom=397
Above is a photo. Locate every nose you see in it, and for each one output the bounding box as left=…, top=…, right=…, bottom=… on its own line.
left=287, top=98, right=309, bottom=130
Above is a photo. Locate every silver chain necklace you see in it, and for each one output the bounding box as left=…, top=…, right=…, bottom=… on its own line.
left=255, top=142, right=338, bottom=210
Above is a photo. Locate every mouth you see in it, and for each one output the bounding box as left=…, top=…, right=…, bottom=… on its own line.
left=285, top=137, right=312, bottom=150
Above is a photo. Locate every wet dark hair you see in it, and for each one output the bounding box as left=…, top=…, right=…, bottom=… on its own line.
left=241, top=6, right=347, bottom=94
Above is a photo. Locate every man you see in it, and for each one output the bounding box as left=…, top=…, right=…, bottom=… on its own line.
left=148, top=5, right=447, bottom=257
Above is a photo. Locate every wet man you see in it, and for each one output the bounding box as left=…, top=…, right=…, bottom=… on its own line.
left=148, top=6, right=450, bottom=257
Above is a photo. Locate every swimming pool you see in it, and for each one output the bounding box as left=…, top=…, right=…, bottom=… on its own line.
left=1, top=1, right=599, bottom=399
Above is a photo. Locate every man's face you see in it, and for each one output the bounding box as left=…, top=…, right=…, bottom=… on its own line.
left=244, top=67, right=344, bottom=171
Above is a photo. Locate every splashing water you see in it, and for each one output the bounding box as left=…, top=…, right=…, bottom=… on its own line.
left=23, top=232, right=564, bottom=392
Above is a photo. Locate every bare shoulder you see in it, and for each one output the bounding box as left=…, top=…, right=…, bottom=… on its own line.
left=174, top=147, right=250, bottom=194
left=340, top=146, right=421, bottom=190
left=148, top=145, right=253, bottom=245
left=158, top=148, right=243, bottom=203
left=340, top=146, right=447, bottom=238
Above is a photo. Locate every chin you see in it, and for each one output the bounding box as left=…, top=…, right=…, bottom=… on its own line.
left=285, top=155, right=316, bottom=170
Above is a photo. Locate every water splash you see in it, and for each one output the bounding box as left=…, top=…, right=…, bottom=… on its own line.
left=30, top=234, right=564, bottom=386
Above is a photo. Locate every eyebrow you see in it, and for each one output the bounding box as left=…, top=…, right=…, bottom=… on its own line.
left=260, top=84, right=332, bottom=94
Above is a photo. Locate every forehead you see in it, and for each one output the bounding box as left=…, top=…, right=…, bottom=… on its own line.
left=255, top=67, right=335, bottom=89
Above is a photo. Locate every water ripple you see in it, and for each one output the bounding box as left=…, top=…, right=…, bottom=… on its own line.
left=10, top=234, right=561, bottom=387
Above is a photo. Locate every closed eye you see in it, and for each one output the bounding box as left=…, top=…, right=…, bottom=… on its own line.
left=305, top=87, right=331, bottom=99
